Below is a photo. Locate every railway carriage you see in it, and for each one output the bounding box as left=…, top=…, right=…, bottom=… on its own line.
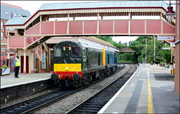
left=51, top=41, right=118, bottom=88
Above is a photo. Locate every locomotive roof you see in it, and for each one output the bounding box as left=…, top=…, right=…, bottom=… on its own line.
left=46, top=36, right=115, bottom=48
left=82, top=37, right=115, bottom=48
left=46, top=36, right=118, bottom=52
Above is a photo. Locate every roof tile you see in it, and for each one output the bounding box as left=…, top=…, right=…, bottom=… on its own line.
left=1, top=3, right=30, bottom=20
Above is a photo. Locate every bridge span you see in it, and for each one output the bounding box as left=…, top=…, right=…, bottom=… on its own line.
left=5, top=1, right=175, bottom=49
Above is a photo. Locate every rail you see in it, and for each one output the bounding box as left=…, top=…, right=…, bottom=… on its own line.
left=0, top=64, right=126, bottom=114
left=66, top=64, right=137, bottom=114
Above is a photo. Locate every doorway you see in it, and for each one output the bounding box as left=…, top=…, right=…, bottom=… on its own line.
left=20, top=56, right=29, bottom=73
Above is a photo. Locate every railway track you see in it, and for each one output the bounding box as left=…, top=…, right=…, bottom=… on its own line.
left=66, top=64, right=137, bottom=114
left=0, top=64, right=125, bottom=114
left=0, top=89, right=79, bottom=114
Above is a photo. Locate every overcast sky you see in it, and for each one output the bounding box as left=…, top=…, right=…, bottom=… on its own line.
left=1, top=1, right=176, bottom=43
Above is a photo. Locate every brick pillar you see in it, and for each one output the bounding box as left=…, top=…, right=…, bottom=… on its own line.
left=175, top=0, right=180, bottom=96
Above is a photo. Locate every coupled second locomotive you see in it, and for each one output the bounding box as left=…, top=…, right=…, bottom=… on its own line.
left=51, top=41, right=118, bottom=88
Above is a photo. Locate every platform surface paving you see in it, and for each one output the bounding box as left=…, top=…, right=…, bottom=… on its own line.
left=0, top=73, right=51, bottom=89
left=98, top=64, right=180, bottom=113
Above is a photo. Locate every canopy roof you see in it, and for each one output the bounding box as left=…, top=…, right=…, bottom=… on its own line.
left=39, top=1, right=168, bottom=10
left=5, top=1, right=168, bottom=26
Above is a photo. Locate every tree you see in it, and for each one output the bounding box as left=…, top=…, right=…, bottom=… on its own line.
left=96, top=36, right=124, bottom=49
left=129, top=36, right=171, bottom=64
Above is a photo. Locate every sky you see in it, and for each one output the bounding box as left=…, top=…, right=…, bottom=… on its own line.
left=1, top=1, right=176, bottom=43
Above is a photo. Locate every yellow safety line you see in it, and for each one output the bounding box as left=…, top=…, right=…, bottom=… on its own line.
left=146, top=65, right=153, bottom=114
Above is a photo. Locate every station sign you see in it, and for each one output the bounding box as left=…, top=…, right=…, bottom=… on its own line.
left=157, top=36, right=174, bottom=41
left=162, top=47, right=171, bottom=50
left=170, top=42, right=175, bottom=47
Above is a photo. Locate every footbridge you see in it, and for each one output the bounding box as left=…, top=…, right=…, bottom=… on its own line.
left=5, top=1, right=175, bottom=49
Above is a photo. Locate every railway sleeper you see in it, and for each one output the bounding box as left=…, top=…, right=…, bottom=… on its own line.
left=91, top=99, right=109, bottom=102
left=83, top=104, right=102, bottom=108
left=87, top=101, right=107, bottom=104
left=79, top=106, right=101, bottom=109
left=85, top=103, right=105, bottom=106
left=79, top=107, right=101, bottom=111
left=75, top=109, right=99, bottom=113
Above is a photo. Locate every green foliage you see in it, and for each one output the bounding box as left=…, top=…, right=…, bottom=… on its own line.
left=96, top=36, right=135, bottom=63
left=96, top=36, right=124, bottom=49
left=1, top=65, right=8, bottom=69
left=129, top=36, right=171, bottom=64
left=118, top=59, right=135, bottom=64
left=95, top=35, right=171, bottom=64
left=118, top=53, right=136, bottom=63
left=96, top=36, right=112, bottom=42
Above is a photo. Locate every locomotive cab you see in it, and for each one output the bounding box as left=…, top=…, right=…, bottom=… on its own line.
left=51, top=41, right=83, bottom=88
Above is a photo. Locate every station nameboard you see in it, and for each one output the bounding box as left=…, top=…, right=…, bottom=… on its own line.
left=157, top=36, right=174, bottom=41
left=42, top=53, right=46, bottom=69
left=162, top=47, right=171, bottom=50
left=170, top=42, right=175, bottom=47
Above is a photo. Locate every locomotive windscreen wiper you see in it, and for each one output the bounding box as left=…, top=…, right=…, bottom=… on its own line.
left=70, top=57, right=77, bottom=63
left=64, top=59, right=67, bottom=63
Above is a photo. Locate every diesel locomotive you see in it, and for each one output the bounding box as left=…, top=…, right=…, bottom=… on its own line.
left=51, top=41, right=118, bottom=88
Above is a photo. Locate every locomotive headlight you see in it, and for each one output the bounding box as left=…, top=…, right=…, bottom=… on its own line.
left=66, top=67, right=68, bottom=71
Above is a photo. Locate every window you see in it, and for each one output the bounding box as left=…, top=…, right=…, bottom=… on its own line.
left=0, top=54, right=5, bottom=56
left=1, top=21, right=3, bottom=30
left=22, top=15, right=27, bottom=17
left=1, top=32, right=3, bottom=40
left=54, top=48, right=62, bottom=57
left=82, top=49, right=86, bottom=57
left=9, top=32, right=15, bottom=36
left=1, top=48, right=5, bottom=52
left=10, top=49, right=14, bottom=54
left=71, top=47, right=81, bottom=57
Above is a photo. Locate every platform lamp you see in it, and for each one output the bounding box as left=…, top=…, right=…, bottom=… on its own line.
left=166, top=0, right=176, bottom=23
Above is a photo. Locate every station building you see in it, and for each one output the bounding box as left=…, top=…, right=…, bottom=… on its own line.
left=0, top=2, right=30, bottom=70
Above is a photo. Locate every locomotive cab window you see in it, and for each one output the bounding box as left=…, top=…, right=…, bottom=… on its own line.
left=82, top=48, right=87, bottom=57
left=55, top=46, right=81, bottom=57
left=54, top=48, right=62, bottom=57
left=71, top=46, right=81, bottom=57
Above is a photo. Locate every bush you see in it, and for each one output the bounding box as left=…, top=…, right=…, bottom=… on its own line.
left=2, top=65, right=8, bottom=69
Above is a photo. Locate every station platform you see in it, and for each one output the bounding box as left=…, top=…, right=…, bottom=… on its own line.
left=98, top=64, right=180, bottom=113
left=0, top=72, right=51, bottom=89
